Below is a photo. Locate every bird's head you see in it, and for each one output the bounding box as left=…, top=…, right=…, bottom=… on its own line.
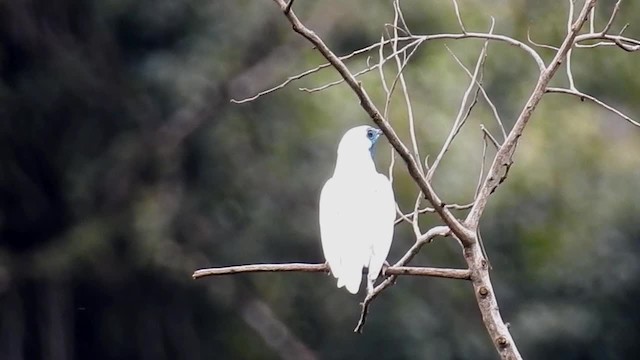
left=337, top=125, right=383, bottom=157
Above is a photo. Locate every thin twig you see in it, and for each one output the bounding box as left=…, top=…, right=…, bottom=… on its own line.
left=575, top=34, right=640, bottom=50
left=566, top=0, right=577, bottom=91
left=612, top=37, right=640, bottom=51
left=394, top=203, right=473, bottom=225
left=395, top=0, right=413, bottom=36
left=589, top=5, right=595, bottom=33
left=480, top=124, right=501, bottom=150
left=230, top=37, right=420, bottom=103
left=427, top=26, right=492, bottom=181
left=233, top=31, right=547, bottom=104
left=474, top=130, right=489, bottom=199
left=527, top=27, right=560, bottom=51
left=446, top=20, right=506, bottom=140
left=452, top=0, right=467, bottom=34
left=619, top=23, right=629, bottom=35
left=601, top=0, right=622, bottom=35
left=300, top=39, right=423, bottom=93
left=383, top=42, right=422, bottom=116
left=392, top=0, right=422, bottom=174
left=546, top=87, right=640, bottom=128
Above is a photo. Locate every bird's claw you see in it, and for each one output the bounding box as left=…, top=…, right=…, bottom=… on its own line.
left=366, top=278, right=375, bottom=295
left=324, top=261, right=332, bottom=276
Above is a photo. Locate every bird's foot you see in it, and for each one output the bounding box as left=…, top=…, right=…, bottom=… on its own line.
left=324, top=261, right=332, bottom=276
left=366, top=277, right=375, bottom=295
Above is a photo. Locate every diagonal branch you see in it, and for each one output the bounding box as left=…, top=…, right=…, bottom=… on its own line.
left=270, top=0, right=475, bottom=246
left=354, top=225, right=452, bottom=333
left=465, top=0, right=597, bottom=231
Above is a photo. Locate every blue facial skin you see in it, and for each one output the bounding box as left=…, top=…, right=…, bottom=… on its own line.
left=366, top=127, right=383, bottom=157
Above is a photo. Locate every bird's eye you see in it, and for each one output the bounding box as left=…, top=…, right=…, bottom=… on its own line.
left=366, top=129, right=375, bottom=140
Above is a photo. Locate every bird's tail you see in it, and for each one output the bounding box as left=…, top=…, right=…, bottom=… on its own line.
left=337, top=266, right=362, bottom=294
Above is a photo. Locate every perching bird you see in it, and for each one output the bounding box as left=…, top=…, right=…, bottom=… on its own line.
left=319, top=125, right=396, bottom=294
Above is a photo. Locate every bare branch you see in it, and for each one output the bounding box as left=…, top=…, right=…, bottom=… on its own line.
left=231, top=64, right=333, bottom=103
left=421, top=32, right=545, bottom=71
left=601, top=0, right=622, bottom=35
left=386, top=266, right=470, bottom=279
left=299, top=39, right=423, bottom=93
left=230, top=37, right=420, bottom=103
left=234, top=31, right=547, bottom=104
left=354, top=226, right=452, bottom=332
left=395, top=202, right=474, bottom=225
left=445, top=21, right=507, bottom=140
left=474, top=130, right=489, bottom=199
left=480, top=124, right=501, bottom=150
left=427, top=27, right=492, bottom=181
left=460, top=3, right=596, bottom=357
left=378, top=37, right=392, bottom=116
left=299, top=65, right=376, bottom=93
left=392, top=1, right=422, bottom=173
left=546, top=87, right=640, bottom=128
left=567, top=0, right=576, bottom=29
left=451, top=0, right=467, bottom=34
left=284, top=0, right=294, bottom=14
left=619, top=23, right=630, bottom=35
left=527, top=27, right=560, bottom=51
left=575, top=34, right=640, bottom=50
left=589, top=5, right=595, bottom=33
left=612, top=37, right=640, bottom=51
left=465, top=0, right=596, bottom=231
left=394, top=204, right=414, bottom=226
left=194, top=263, right=327, bottom=278
left=566, top=0, right=577, bottom=90
left=192, top=262, right=469, bottom=280
left=383, top=43, right=422, bottom=117
left=395, top=0, right=413, bottom=36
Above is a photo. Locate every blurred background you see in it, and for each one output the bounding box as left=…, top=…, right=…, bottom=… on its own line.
left=1, top=0, right=639, bottom=359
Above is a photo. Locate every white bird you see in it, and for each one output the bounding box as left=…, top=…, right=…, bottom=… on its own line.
left=319, top=125, right=396, bottom=294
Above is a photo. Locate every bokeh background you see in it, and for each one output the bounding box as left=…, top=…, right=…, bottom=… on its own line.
left=1, top=0, right=639, bottom=359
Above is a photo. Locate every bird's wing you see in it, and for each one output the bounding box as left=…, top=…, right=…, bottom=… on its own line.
left=364, top=173, right=396, bottom=281
left=319, top=177, right=344, bottom=279
left=335, top=185, right=369, bottom=294
left=319, top=176, right=370, bottom=294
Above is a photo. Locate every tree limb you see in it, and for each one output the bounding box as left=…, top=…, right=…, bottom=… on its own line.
left=193, top=263, right=469, bottom=280
left=354, top=225, right=451, bottom=333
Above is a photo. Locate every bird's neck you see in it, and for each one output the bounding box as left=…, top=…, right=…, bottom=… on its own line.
left=333, top=149, right=377, bottom=177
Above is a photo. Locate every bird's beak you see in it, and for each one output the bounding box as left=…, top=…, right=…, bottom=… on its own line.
left=376, top=129, right=383, bottom=141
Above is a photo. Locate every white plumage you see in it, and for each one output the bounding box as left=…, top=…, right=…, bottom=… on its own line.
left=319, top=125, right=396, bottom=294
